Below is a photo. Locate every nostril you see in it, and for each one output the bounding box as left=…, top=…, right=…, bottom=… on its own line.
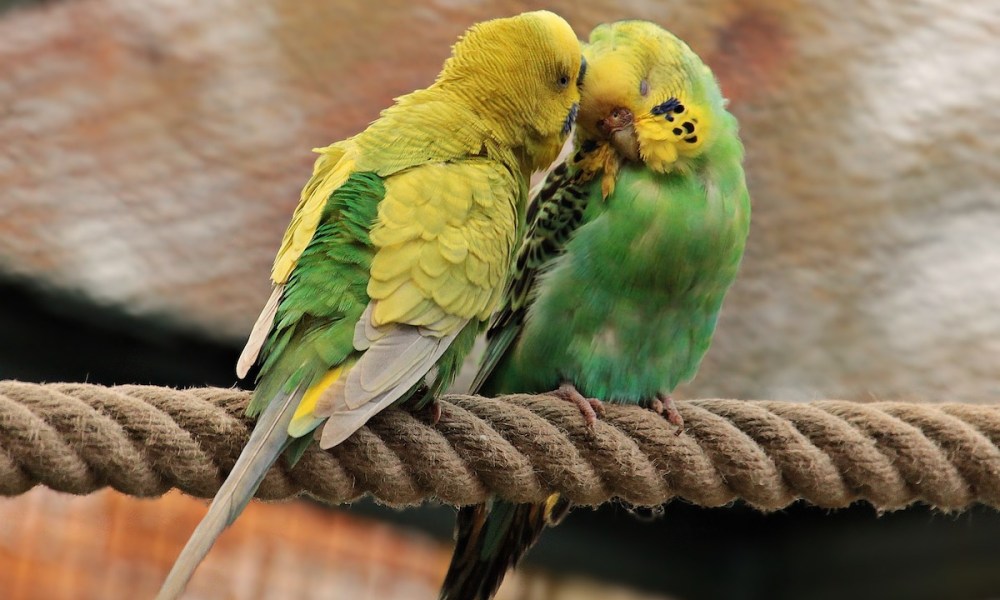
left=600, top=107, right=635, bottom=135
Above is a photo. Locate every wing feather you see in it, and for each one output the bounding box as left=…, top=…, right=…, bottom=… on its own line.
left=271, top=144, right=356, bottom=284
left=368, top=161, right=518, bottom=330
left=316, top=316, right=460, bottom=448
left=310, top=159, right=521, bottom=446
left=236, top=284, right=284, bottom=379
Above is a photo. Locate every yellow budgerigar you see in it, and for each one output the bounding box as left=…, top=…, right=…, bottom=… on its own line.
left=157, top=11, right=583, bottom=598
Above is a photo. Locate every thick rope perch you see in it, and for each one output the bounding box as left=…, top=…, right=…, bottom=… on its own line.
left=2, top=381, right=1000, bottom=512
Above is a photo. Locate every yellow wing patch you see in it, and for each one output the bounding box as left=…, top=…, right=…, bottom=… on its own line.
left=367, top=161, right=518, bottom=336
left=271, top=143, right=357, bottom=284
left=289, top=363, right=352, bottom=437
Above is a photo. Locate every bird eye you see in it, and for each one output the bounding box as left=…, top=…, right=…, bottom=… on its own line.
left=639, top=79, right=649, bottom=96
left=557, top=74, right=570, bottom=88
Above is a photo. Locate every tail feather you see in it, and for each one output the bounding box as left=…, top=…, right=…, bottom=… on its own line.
left=439, top=496, right=568, bottom=600
left=156, top=386, right=305, bottom=600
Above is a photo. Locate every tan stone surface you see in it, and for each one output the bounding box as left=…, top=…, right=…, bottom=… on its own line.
left=2, top=1, right=998, bottom=399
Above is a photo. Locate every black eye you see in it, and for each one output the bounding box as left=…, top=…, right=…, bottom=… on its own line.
left=557, top=74, right=569, bottom=87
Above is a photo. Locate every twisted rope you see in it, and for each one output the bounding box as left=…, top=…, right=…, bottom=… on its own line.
left=2, top=381, right=1000, bottom=511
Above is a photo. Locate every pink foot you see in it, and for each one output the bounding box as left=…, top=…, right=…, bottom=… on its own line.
left=650, top=393, right=684, bottom=435
left=550, top=383, right=605, bottom=428
left=414, top=398, right=442, bottom=425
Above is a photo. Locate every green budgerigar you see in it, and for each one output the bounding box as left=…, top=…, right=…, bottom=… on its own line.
left=156, top=11, right=584, bottom=599
left=440, top=20, right=751, bottom=600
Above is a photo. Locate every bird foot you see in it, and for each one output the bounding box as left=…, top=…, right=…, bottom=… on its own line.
left=404, top=384, right=442, bottom=425
left=650, top=393, right=684, bottom=435
left=550, top=383, right=605, bottom=428
left=408, top=396, right=442, bottom=425
left=424, top=399, right=443, bottom=425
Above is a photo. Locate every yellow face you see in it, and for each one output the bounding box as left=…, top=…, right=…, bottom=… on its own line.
left=443, top=11, right=584, bottom=171
left=578, top=21, right=722, bottom=173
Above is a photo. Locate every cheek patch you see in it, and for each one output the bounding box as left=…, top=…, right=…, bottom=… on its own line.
left=562, top=103, right=579, bottom=136
left=650, top=97, right=682, bottom=121
left=635, top=96, right=710, bottom=171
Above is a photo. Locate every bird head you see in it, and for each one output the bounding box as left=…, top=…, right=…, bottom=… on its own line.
left=437, top=11, right=584, bottom=172
left=576, top=20, right=728, bottom=175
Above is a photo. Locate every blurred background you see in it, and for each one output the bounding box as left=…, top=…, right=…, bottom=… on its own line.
left=1, top=0, right=999, bottom=598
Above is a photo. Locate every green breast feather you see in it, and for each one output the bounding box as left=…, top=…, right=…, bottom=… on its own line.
left=489, top=134, right=749, bottom=402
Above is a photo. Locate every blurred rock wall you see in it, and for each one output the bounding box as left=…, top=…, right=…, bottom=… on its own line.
left=1, top=0, right=998, bottom=401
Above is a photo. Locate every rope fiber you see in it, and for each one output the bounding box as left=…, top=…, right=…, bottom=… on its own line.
left=2, top=381, right=999, bottom=511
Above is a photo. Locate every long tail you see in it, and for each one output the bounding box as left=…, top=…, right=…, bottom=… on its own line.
left=156, top=385, right=305, bottom=600
left=439, top=495, right=570, bottom=600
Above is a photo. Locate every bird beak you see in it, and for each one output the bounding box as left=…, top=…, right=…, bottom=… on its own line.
left=599, top=106, right=633, bottom=135
left=599, top=107, right=640, bottom=162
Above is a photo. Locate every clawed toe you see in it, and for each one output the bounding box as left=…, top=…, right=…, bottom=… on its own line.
left=551, top=383, right=604, bottom=428
left=427, top=400, right=443, bottom=425
left=413, top=398, right=442, bottom=425
left=652, top=393, right=684, bottom=435
left=588, top=398, right=606, bottom=419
